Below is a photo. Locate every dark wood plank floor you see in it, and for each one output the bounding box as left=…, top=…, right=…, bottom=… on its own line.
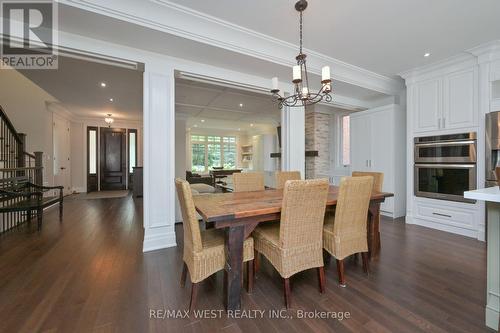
left=0, top=195, right=493, bottom=333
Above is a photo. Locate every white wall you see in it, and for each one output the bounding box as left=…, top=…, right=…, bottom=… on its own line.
left=0, top=69, right=58, bottom=185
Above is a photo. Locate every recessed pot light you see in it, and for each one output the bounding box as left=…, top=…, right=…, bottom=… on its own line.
left=239, top=103, right=244, bottom=108
left=250, top=123, right=254, bottom=127
left=200, top=119, right=205, bottom=123
left=109, top=98, right=114, bottom=102
left=100, top=82, right=107, bottom=87
left=194, top=124, right=198, bottom=128
left=424, top=53, right=431, bottom=57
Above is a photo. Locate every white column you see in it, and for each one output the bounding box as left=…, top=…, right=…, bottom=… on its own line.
left=281, top=105, right=305, bottom=177
left=486, top=202, right=500, bottom=330
left=143, top=68, right=177, bottom=252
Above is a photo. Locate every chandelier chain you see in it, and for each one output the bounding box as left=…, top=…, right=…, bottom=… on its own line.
left=299, top=11, right=303, bottom=55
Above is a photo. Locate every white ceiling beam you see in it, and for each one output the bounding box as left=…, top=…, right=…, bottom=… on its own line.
left=58, top=0, right=405, bottom=96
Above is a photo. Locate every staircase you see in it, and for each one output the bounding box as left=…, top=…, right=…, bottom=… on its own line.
left=0, top=105, right=43, bottom=234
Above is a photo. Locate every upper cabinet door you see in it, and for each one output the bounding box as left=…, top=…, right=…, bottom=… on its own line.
left=443, top=68, right=478, bottom=130
left=414, top=78, right=442, bottom=133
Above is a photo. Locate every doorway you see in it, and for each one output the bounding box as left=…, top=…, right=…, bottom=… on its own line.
left=100, top=127, right=127, bottom=191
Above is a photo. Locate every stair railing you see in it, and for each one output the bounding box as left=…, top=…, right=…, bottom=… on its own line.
left=0, top=106, right=43, bottom=233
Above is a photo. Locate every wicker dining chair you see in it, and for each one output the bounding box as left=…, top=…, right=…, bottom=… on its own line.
left=233, top=172, right=265, bottom=192
left=275, top=171, right=301, bottom=189
left=253, top=179, right=329, bottom=308
left=323, top=176, right=373, bottom=287
left=352, top=171, right=384, bottom=254
left=352, top=171, right=384, bottom=192
left=175, top=179, right=255, bottom=311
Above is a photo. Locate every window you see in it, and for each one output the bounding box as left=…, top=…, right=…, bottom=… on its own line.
left=88, top=128, right=97, bottom=175
left=128, top=129, right=138, bottom=173
left=191, top=144, right=205, bottom=172
left=342, top=115, right=350, bottom=166
left=191, top=135, right=237, bottom=172
left=223, top=136, right=236, bottom=169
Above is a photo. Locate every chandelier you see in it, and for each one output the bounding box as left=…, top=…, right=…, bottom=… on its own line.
left=271, top=0, right=332, bottom=109
left=104, top=114, right=114, bottom=127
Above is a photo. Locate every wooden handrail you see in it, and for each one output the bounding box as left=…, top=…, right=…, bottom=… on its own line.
left=0, top=105, right=22, bottom=145
left=0, top=167, right=42, bottom=172
left=24, top=152, right=35, bottom=159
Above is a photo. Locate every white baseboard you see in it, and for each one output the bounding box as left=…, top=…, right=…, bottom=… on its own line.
left=143, top=226, right=177, bottom=252
left=71, top=187, right=86, bottom=193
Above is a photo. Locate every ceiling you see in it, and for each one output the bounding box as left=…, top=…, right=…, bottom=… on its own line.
left=18, top=56, right=143, bottom=121
left=57, top=4, right=388, bottom=103
left=176, top=78, right=281, bottom=132
left=167, top=0, right=500, bottom=76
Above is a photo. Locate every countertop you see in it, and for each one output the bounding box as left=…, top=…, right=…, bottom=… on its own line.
left=464, top=186, right=500, bottom=203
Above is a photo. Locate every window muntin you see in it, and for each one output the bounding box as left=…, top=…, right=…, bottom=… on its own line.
left=190, top=135, right=237, bottom=172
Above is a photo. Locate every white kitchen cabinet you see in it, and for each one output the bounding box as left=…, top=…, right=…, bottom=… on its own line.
left=443, top=68, right=478, bottom=130
left=350, top=115, right=371, bottom=171
left=350, top=104, right=406, bottom=218
left=414, top=78, right=441, bottom=133
left=411, top=67, right=478, bottom=133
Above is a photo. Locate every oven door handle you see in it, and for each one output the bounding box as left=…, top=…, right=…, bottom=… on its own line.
left=415, top=140, right=476, bottom=147
left=415, top=163, right=476, bottom=168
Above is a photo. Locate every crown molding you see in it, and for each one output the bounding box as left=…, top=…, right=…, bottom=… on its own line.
left=58, top=0, right=404, bottom=96
left=467, top=40, right=500, bottom=64
left=399, top=53, right=477, bottom=85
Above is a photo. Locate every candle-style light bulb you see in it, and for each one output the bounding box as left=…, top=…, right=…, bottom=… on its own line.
left=322, top=66, right=331, bottom=82
left=302, top=86, right=309, bottom=98
left=293, top=65, right=302, bottom=82
left=271, top=77, right=279, bottom=91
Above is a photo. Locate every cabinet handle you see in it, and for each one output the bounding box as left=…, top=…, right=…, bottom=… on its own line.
left=432, top=212, right=451, bottom=218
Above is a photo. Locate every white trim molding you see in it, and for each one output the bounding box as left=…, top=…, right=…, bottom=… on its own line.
left=142, top=69, right=177, bottom=252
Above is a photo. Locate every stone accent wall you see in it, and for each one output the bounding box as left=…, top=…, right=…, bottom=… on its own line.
left=305, top=107, right=330, bottom=179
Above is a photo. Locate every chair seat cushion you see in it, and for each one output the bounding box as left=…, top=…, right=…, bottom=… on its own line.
left=323, top=217, right=368, bottom=260
left=253, top=221, right=323, bottom=278
left=190, top=183, right=216, bottom=194
left=185, top=229, right=254, bottom=283
left=253, top=222, right=280, bottom=246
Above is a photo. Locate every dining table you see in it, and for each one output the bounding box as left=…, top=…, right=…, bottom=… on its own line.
left=193, top=185, right=394, bottom=311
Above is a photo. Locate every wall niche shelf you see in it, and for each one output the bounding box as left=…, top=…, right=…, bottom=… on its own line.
left=270, top=151, right=318, bottom=158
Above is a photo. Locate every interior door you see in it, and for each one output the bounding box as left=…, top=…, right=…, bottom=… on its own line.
left=53, top=113, right=71, bottom=195
left=100, top=127, right=127, bottom=191
left=369, top=109, right=394, bottom=214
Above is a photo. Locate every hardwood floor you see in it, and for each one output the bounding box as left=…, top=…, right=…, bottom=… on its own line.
left=0, top=195, right=492, bottom=332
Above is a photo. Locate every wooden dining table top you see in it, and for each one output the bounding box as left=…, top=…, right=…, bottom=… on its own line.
left=194, top=185, right=394, bottom=223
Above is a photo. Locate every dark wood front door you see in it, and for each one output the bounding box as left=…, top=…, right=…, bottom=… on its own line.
left=100, top=128, right=127, bottom=191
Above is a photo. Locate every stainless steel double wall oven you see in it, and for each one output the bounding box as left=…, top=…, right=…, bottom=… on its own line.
left=414, top=132, right=477, bottom=203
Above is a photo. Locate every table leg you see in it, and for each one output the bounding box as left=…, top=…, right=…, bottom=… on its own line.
left=368, top=202, right=381, bottom=259
left=223, top=225, right=245, bottom=311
